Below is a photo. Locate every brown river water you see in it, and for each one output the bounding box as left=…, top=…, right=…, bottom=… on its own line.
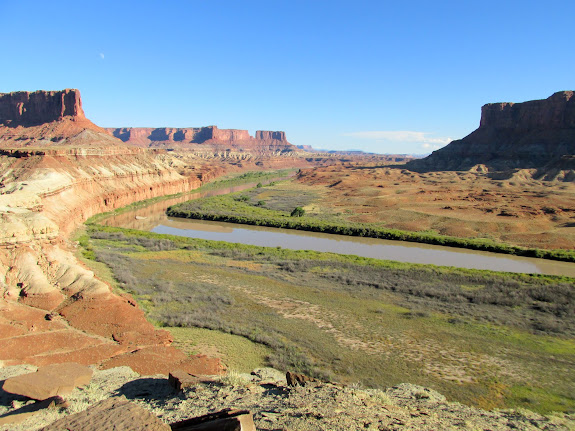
left=100, top=182, right=575, bottom=277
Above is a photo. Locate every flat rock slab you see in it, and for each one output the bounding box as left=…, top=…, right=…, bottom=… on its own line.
left=39, top=396, right=170, bottom=431
left=0, top=329, right=109, bottom=362
left=2, top=362, right=93, bottom=400
left=101, top=346, right=224, bottom=376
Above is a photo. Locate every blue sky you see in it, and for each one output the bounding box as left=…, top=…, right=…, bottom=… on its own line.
left=1, top=1, right=573, bottom=154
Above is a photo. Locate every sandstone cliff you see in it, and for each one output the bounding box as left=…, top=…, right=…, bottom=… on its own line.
left=255, top=130, right=287, bottom=141
left=0, top=89, right=226, bottom=375
left=0, top=89, right=120, bottom=148
left=408, top=91, right=575, bottom=172
left=0, top=146, right=223, bottom=373
left=0, top=89, right=85, bottom=126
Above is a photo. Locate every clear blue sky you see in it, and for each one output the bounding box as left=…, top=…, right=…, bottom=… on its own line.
left=1, top=1, right=573, bottom=154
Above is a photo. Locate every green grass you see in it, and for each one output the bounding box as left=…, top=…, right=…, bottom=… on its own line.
left=81, top=225, right=575, bottom=414
left=507, top=385, right=575, bottom=414
left=166, top=326, right=272, bottom=372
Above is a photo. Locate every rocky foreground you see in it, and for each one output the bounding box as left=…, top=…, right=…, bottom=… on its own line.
left=1, top=365, right=573, bottom=431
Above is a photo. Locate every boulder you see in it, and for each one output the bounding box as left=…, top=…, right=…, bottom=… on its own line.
left=168, top=370, right=199, bottom=392
left=285, top=371, right=318, bottom=387
left=2, top=362, right=93, bottom=400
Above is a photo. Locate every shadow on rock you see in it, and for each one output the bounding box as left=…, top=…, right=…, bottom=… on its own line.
left=114, top=377, right=174, bottom=400
left=0, top=380, right=27, bottom=407
left=261, top=383, right=288, bottom=397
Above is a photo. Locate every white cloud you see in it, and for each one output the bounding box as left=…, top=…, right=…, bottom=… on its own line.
left=344, top=130, right=452, bottom=151
left=421, top=142, right=443, bottom=151
left=99, top=53, right=105, bottom=60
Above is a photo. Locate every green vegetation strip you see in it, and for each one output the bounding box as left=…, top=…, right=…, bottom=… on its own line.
left=167, top=191, right=575, bottom=262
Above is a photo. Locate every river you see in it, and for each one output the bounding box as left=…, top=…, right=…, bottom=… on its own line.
left=100, top=182, right=575, bottom=277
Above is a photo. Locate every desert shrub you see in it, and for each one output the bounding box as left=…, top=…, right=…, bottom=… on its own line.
left=129, top=237, right=176, bottom=251
left=269, top=258, right=575, bottom=336
left=290, top=207, right=306, bottom=217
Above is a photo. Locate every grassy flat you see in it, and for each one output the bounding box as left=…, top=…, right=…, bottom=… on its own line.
left=84, top=226, right=575, bottom=414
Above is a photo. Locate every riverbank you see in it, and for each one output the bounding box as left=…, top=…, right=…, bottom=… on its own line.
left=166, top=187, right=575, bottom=262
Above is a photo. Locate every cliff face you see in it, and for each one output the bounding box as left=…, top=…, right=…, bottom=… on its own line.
left=107, top=126, right=296, bottom=152
left=0, top=89, right=119, bottom=148
left=255, top=130, right=286, bottom=141
left=480, top=91, right=575, bottom=131
left=0, top=89, right=86, bottom=126
left=0, top=89, right=226, bottom=375
left=408, top=91, right=575, bottom=172
left=0, top=146, right=227, bottom=374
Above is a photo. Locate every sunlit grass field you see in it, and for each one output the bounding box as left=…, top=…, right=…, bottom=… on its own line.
left=82, top=225, right=575, bottom=414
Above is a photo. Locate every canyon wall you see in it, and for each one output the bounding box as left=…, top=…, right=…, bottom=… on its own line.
left=0, top=89, right=86, bottom=126
left=255, top=130, right=287, bottom=141
left=408, top=91, right=575, bottom=172
left=0, top=89, right=119, bottom=148
left=107, top=125, right=295, bottom=151
left=0, top=146, right=226, bottom=374
left=0, top=89, right=226, bottom=374
left=480, top=91, right=575, bottom=131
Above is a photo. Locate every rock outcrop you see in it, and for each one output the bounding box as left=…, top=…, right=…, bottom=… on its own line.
left=0, top=89, right=85, bottom=126
left=0, top=89, right=228, bottom=375
left=2, top=365, right=571, bottom=431
left=408, top=91, right=575, bottom=172
left=107, top=126, right=296, bottom=152
left=0, top=89, right=119, bottom=148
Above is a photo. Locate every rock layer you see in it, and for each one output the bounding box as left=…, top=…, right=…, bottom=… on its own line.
left=0, top=148, right=221, bottom=373
left=408, top=91, right=575, bottom=172
left=0, top=89, right=227, bottom=375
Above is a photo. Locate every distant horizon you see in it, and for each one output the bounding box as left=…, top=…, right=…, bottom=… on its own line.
left=1, top=1, right=573, bottom=154
left=103, top=120, right=440, bottom=155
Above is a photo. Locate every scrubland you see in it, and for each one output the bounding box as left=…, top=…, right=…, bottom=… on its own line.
left=81, top=225, right=575, bottom=414
left=293, top=164, right=575, bottom=252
